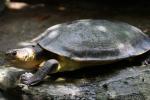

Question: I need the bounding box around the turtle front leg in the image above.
[20,59,59,85]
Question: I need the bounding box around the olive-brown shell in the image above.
[38,19,150,61]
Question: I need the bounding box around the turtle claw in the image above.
[20,72,34,80]
[20,72,42,86]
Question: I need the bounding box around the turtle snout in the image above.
[5,50,18,59]
[5,51,17,56]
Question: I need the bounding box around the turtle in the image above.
[5,19,150,85]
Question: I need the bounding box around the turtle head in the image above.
[5,46,42,69]
[5,47,35,62]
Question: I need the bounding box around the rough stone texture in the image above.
[0,62,150,100]
[0,1,150,100]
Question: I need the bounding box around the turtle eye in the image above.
[12,51,17,56]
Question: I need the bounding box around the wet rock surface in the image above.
[0,1,150,100]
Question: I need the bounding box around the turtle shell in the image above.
[38,19,150,61]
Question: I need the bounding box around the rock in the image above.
[0,62,150,100]
[0,67,24,90]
